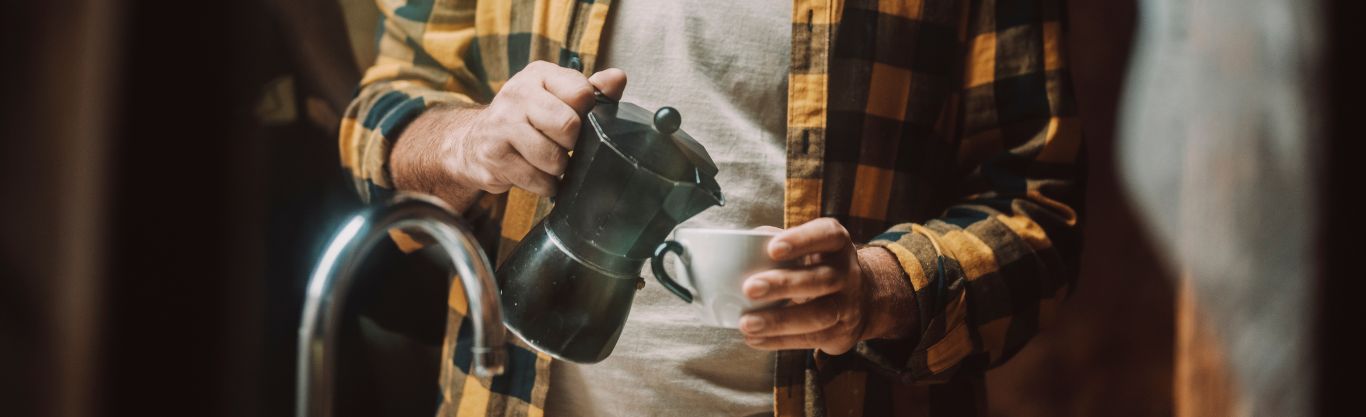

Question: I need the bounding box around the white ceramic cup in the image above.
[650,228,794,327]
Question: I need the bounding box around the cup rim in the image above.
[673,227,779,237]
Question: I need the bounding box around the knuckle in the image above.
[483,106,507,121]
[845,307,864,329]
[471,169,503,191]
[471,145,492,165]
[487,181,511,193]
[573,83,595,101]
[815,266,837,282]
[836,337,855,353]
[473,169,496,186]
[480,141,509,162]
[802,332,824,347]
[558,113,581,136]
[461,167,487,187]
[500,141,521,160]
[829,327,852,342]
[819,309,841,328]
[528,180,552,195]
[508,170,536,191]
[526,60,552,72]
[794,268,832,293]
[499,81,524,99]
[763,312,784,328]
[549,151,569,173]
[513,164,537,182]
[541,146,566,169]
[541,177,559,195]
[823,218,849,238]
[836,313,857,332]
[808,265,830,280]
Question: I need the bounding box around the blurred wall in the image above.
[2,1,364,416]
[1,1,120,417]
[1320,1,1366,416]
[1119,0,1324,414]
[985,1,1178,417]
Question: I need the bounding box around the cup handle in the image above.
[651,240,694,303]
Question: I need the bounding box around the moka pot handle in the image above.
[650,240,694,303]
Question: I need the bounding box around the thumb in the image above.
[588,68,628,100]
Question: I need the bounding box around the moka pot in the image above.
[495,94,724,363]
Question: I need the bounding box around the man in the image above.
[340,0,1082,415]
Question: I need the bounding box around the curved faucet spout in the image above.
[297,193,506,417]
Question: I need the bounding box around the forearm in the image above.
[338,0,482,203]
[357,62,625,212]
[858,246,919,342]
[389,104,487,212]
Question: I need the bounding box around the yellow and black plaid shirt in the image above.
[340,0,1083,415]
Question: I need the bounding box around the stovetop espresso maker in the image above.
[496,92,724,363]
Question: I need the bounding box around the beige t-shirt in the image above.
[543,1,790,416]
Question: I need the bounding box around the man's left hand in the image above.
[739,218,917,355]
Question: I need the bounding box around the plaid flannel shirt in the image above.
[339,0,1083,415]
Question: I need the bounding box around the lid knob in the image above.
[653,107,681,134]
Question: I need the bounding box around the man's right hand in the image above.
[390,60,628,211]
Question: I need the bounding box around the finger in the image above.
[753,225,782,233]
[743,325,856,355]
[494,151,558,196]
[588,68,628,101]
[522,88,582,150]
[535,62,596,114]
[737,296,840,337]
[769,218,850,261]
[742,265,844,303]
[506,122,570,176]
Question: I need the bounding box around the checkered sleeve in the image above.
[339,0,490,203]
[861,0,1083,384]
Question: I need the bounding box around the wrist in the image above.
[390,104,485,209]
[391,105,467,189]
[857,246,919,341]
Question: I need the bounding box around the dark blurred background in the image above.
[1,1,1361,417]
[2,1,369,416]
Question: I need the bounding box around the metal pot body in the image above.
[496,222,640,363]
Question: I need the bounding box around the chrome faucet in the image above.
[296,193,506,417]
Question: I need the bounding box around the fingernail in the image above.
[744,279,769,299]
[740,315,765,333]
[745,337,765,347]
[771,241,792,258]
